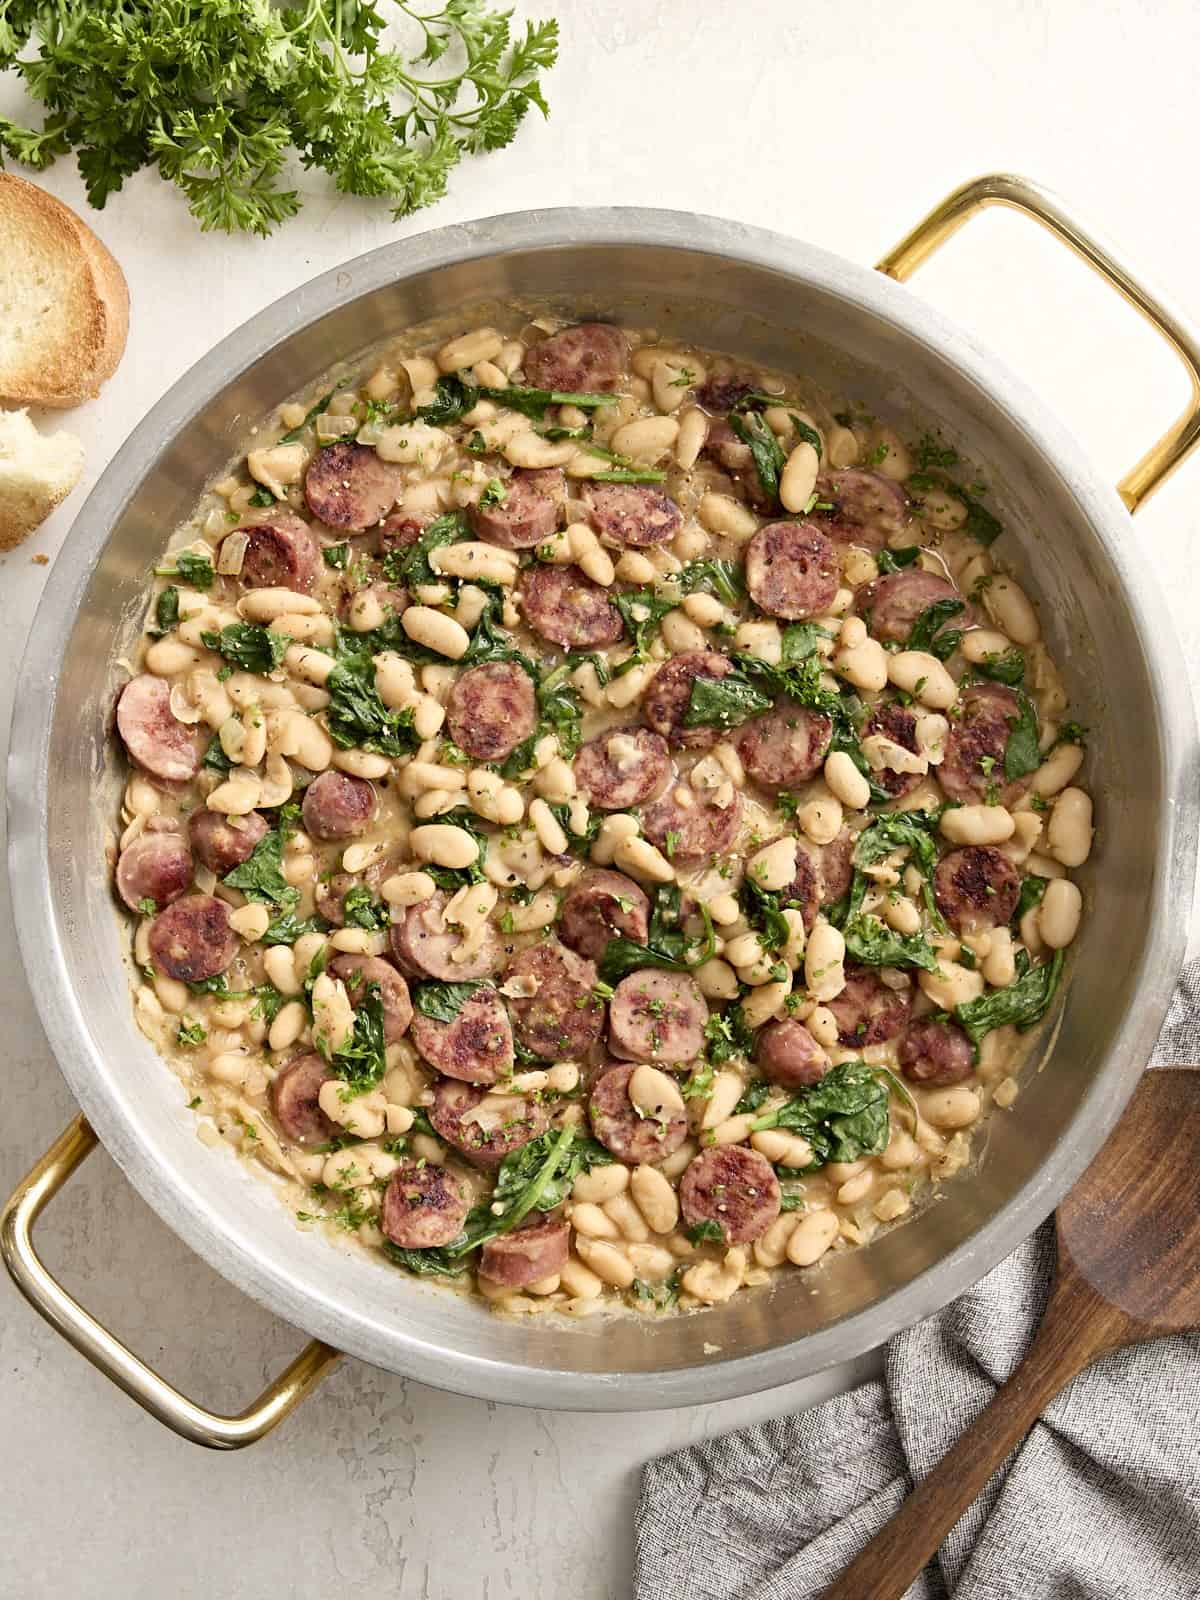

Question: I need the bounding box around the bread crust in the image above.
[0,173,129,408]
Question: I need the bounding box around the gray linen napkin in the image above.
[635,1000,1200,1600]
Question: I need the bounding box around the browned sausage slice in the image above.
[735,702,833,791]
[409,985,513,1084]
[693,377,754,414]
[504,941,605,1059]
[863,702,924,798]
[857,569,964,644]
[899,1019,975,1085]
[827,964,913,1047]
[301,771,376,841]
[559,870,650,961]
[815,828,855,905]
[470,468,563,549]
[188,809,269,875]
[933,846,1021,933]
[755,1019,830,1089]
[745,522,840,620]
[428,1078,549,1170]
[523,323,629,392]
[582,483,682,547]
[479,1218,570,1286]
[446,661,537,762]
[574,727,671,810]
[815,469,910,547]
[778,843,821,930]
[588,1061,689,1165]
[116,831,194,912]
[391,891,500,982]
[271,1053,337,1146]
[520,562,624,649]
[116,674,202,785]
[376,512,428,556]
[940,683,1028,807]
[230,513,321,592]
[642,651,736,750]
[679,1147,781,1244]
[640,780,741,863]
[381,1162,469,1249]
[304,442,403,532]
[148,893,238,982]
[329,954,414,1042]
[609,970,707,1063]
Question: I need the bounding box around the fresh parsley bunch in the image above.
[0,1,559,236]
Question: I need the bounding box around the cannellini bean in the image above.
[735,619,782,664]
[603,1192,651,1243]
[834,636,888,693]
[785,1208,839,1267]
[1039,878,1082,948]
[660,609,706,653]
[826,425,858,468]
[940,805,1015,846]
[675,407,708,469]
[311,975,355,1057]
[503,889,558,933]
[402,606,470,660]
[779,440,820,513]
[824,751,870,810]
[781,908,807,971]
[614,834,675,884]
[961,627,1012,663]
[572,1163,630,1204]
[985,576,1039,644]
[467,768,524,826]
[375,420,449,469]
[333,747,392,780]
[229,902,270,942]
[681,591,724,628]
[504,430,577,469]
[751,1129,814,1169]
[839,615,867,648]
[919,960,984,1011]
[410,824,480,870]
[887,651,958,709]
[527,797,568,856]
[747,836,797,893]
[437,327,502,371]
[591,812,639,866]
[239,587,321,623]
[1047,787,1093,867]
[571,1202,621,1240]
[629,1065,685,1119]
[982,925,1017,987]
[206,768,262,815]
[693,957,740,1000]
[1033,742,1085,799]
[431,541,520,586]
[874,1188,912,1223]
[799,796,843,846]
[701,1070,745,1131]
[268,1000,308,1052]
[682,1248,746,1304]
[611,415,679,464]
[698,491,758,542]
[754,1213,801,1268]
[922,1086,982,1130]
[808,1005,838,1048]
[380,871,437,908]
[805,921,846,1003]
[630,1166,679,1234]
[574,1237,635,1289]
[285,643,335,687]
[884,898,921,937]
[740,975,791,1029]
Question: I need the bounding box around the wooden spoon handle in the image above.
[820,1279,1121,1600]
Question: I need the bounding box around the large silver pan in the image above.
[5,175,1199,1447]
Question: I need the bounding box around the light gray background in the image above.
[3,2,1199,1595]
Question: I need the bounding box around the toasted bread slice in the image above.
[0,173,129,408]
[0,407,84,549]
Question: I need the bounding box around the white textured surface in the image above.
[3,2,1200,1595]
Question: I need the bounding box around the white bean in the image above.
[610,415,679,464]
[940,805,1015,846]
[985,576,1039,644]
[919,960,984,1010]
[1032,742,1085,799]
[786,1209,839,1267]
[698,492,757,542]
[630,1166,679,1234]
[410,824,480,870]
[834,636,888,693]
[824,751,870,810]
[614,834,675,884]
[574,1237,634,1288]
[805,921,846,1002]
[402,607,469,660]
[1039,878,1082,948]
[1047,788,1093,867]
[747,837,797,893]
[799,796,843,847]
[922,1086,981,1130]
[779,440,820,513]
[887,651,958,709]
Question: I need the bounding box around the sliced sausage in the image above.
[188,808,269,876]
[693,377,754,414]
[315,871,355,926]
[520,563,623,649]
[115,831,194,912]
[815,828,855,905]
[446,661,537,762]
[735,702,833,791]
[778,843,821,930]
[116,674,202,785]
[679,1146,781,1244]
[940,683,1028,807]
[642,651,736,750]
[271,1053,337,1146]
[428,1078,549,1170]
[470,468,563,549]
[301,771,376,841]
[933,846,1021,933]
[857,568,964,645]
[701,413,755,475]
[745,522,840,621]
[409,984,513,1084]
[574,727,671,810]
[899,1019,975,1086]
[231,513,321,592]
[863,702,924,799]
[755,1019,830,1089]
[608,970,707,1063]
[504,941,605,1059]
[559,870,650,961]
[479,1217,570,1286]
[391,891,501,982]
[826,963,912,1047]
[815,469,910,548]
[641,779,741,863]
[328,954,414,1042]
[588,1061,689,1165]
[304,442,402,532]
[523,323,628,392]
[148,893,238,983]
[376,512,428,556]
[381,1162,469,1249]
[582,483,682,548]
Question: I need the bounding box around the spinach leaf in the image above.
[1053,721,1088,749]
[592,468,667,485]
[1014,874,1049,926]
[850,808,946,931]
[842,912,939,972]
[548,802,602,857]
[323,542,350,569]
[380,511,470,590]
[1003,692,1041,782]
[682,670,773,731]
[262,911,321,946]
[728,408,786,504]
[598,892,716,985]
[248,486,276,508]
[686,1220,725,1245]
[202,735,233,774]
[738,875,791,955]
[875,547,921,574]
[416,373,478,425]
[155,585,180,633]
[155,550,215,589]
[781,622,830,663]
[458,586,528,669]
[280,390,334,443]
[223,830,296,908]
[478,478,506,509]
[678,558,746,609]
[342,886,388,930]
[326,650,420,758]
[382,1244,470,1278]
[962,496,1003,546]
[201,623,291,674]
[413,981,489,1023]
[734,1079,771,1116]
[908,597,965,659]
[331,982,388,1093]
[790,415,823,457]
[630,1270,683,1311]
[478,384,618,420]
[750,1061,892,1168]
[500,659,585,775]
[611,587,676,669]
[955,949,1065,1046]
[975,648,1026,686]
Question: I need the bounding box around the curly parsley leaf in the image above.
[342,885,389,931]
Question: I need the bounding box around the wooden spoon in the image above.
[822,1067,1200,1600]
